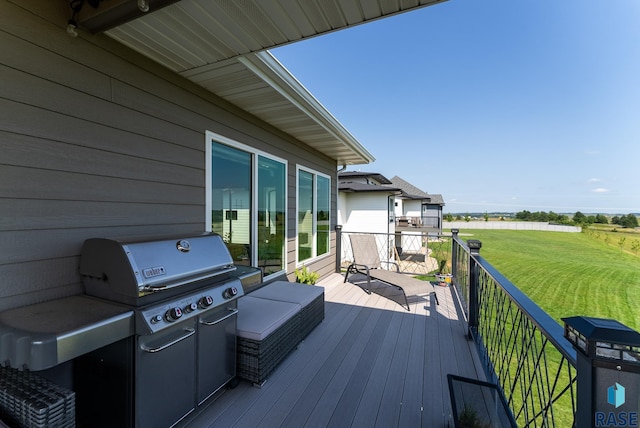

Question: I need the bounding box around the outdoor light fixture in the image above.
[563,316,640,364]
[65,0,179,34]
[467,239,482,251]
[66,0,83,37]
[66,20,78,37]
[562,316,640,428]
[137,0,150,12]
[78,0,179,33]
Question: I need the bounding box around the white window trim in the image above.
[205,130,288,271]
[296,165,331,266]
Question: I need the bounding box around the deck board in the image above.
[182,274,485,428]
[327,309,393,426]
[349,308,405,428]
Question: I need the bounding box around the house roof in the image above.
[338,171,393,185]
[338,182,401,194]
[338,171,399,193]
[75,0,446,166]
[389,176,445,205]
[389,176,429,198]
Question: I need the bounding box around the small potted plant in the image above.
[295,265,319,285]
[436,259,452,286]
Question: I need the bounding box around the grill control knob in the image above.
[165,307,183,322]
[223,287,238,299]
[199,295,214,308]
[185,302,198,313]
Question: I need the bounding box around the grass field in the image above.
[586,223,640,255]
[457,229,640,331]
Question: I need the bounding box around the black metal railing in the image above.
[395,215,441,230]
[451,231,577,427]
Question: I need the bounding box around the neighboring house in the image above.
[2,1,458,316]
[337,171,401,235]
[389,176,445,232]
[337,171,445,267]
[337,171,400,269]
[338,172,445,234]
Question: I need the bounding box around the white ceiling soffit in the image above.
[103,0,447,165]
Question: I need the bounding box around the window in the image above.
[297,167,330,263]
[206,132,286,276]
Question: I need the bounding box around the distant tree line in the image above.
[571,211,609,225]
[444,211,638,228]
[513,210,638,228]
[515,210,573,224]
[611,214,639,228]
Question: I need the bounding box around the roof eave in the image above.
[240,52,375,165]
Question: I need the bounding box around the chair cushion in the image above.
[236,296,300,341]
[250,281,324,308]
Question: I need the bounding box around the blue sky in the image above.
[272,0,640,214]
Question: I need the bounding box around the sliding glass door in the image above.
[208,133,286,276]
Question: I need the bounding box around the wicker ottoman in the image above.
[249,281,325,341]
[236,296,300,385]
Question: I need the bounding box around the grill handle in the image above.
[139,328,195,353]
[200,308,238,326]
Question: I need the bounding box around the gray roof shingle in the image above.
[389,176,445,205]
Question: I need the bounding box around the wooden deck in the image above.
[182,273,486,428]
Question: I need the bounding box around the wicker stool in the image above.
[236,296,300,385]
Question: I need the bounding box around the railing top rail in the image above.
[341,230,451,237]
[472,253,577,365]
[452,234,468,249]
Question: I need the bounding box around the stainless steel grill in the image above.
[80,232,237,306]
[77,232,262,428]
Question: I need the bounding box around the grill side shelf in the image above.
[0,296,134,370]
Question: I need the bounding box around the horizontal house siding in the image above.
[341,193,394,234]
[0,2,338,311]
[403,200,422,217]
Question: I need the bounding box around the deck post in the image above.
[335,225,343,273]
[450,229,459,280]
[563,316,640,428]
[467,239,482,339]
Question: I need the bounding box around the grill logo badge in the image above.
[177,239,191,252]
[142,266,166,278]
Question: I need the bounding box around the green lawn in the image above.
[458,229,640,331]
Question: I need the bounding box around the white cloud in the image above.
[587,178,601,183]
[592,188,609,193]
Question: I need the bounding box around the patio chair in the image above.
[344,234,439,311]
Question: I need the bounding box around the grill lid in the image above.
[80,232,236,301]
